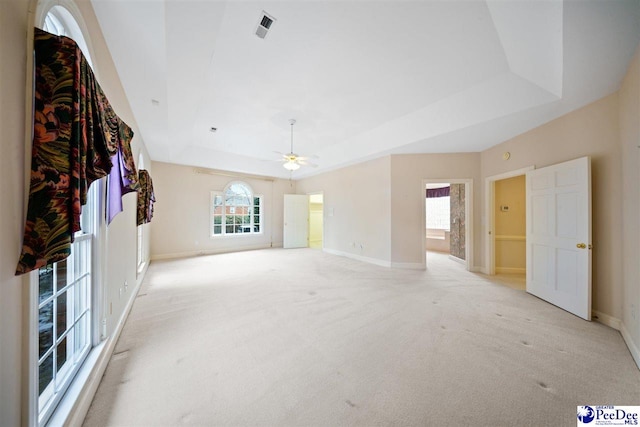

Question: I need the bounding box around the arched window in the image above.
[211,182,263,236]
[31,4,98,425]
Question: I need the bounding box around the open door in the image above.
[283,194,309,249]
[526,157,592,320]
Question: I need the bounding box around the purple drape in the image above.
[426,187,450,198]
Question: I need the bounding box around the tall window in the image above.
[37,229,92,423]
[34,5,97,425]
[136,154,146,273]
[426,187,451,231]
[211,182,262,236]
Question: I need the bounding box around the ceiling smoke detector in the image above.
[255,12,275,39]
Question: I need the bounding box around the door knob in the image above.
[576,243,586,249]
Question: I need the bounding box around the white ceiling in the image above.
[90,0,640,179]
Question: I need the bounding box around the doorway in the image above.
[485,167,533,277]
[309,193,323,249]
[493,175,526,290]
[423,179,473,270]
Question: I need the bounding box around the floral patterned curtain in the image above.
[16,28,138,275]
[136,169,156,226]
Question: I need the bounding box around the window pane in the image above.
[234,216,242,225]
[254,224,260,233]
[56,337,68,373]
[225,184,251,206]
[225,215,233,226]
[56,291,68,339]
[254,215,260,224]
[74,312,88,357]
[74,278,86,319]
[39,301,54,358]
[213,195,222,206]
[39,265,54,304]
[213,216,222,225]
[213,225,222,235]
[56,260,68,291]
[426,196,451,230]
[225,225,234,234]
[213,206,223,215]
[39,353,54,395]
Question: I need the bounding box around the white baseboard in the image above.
[496,267,526,274]
[592,310,622,330]
[620,322,640,370]
[151,244,276,261]
[323,248,391,268]
[448,255,466,265]
[53,273,144,427]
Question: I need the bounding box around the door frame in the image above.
[307,191,324,249]
[421,178,474,270]
[484,166,534,275]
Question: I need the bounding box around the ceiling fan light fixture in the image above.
[283,160,300,171]
[282,118,302,172]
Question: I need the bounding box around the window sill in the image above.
[210,233,264,239]
[45,340,108,427]
[136,261,146,275]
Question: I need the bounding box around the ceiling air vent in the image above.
[255,12,275,39]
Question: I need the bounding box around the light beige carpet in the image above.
[84,249,640,427]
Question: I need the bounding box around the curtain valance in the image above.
[136,169,156,226]
[16,28,138,275]
[426,187,450,198]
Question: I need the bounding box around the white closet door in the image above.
[283,195,309,249]
[526,157,592,320]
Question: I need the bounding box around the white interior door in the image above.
[526,156,592,320]
[283,194,309,249]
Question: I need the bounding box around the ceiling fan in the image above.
[276,119,317,171]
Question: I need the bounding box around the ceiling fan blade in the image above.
[298,160,318,168]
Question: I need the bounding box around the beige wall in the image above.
[150,161,293,259]
[619,44,640,365]
[426,231,450,252]
[481,93,622,320]
[494,175,526,273]
[0,1,30,424]
[296,156,392,264]
[390,154,481,267]
[0,0,151,424]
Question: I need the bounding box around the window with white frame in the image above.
[211,182,262,236]
[136,153,146,273]
[34,5,98,425]
[426,193,451,231]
